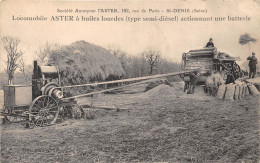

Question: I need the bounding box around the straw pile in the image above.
[139,84,175,98]
[48,40,125,95]
[145,78,171,92]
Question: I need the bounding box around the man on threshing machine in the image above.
[206,38,214,48]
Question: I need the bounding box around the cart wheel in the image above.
[29,95,59,127]
[3,107,25,123]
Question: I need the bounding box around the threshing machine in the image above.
[180,47,245,85]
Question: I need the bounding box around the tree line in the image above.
[1,33,256,85]
[0,36,182,85]
[107,47,181,78]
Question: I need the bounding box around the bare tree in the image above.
[157,57,180,74]
[107,46,121,57]
[17,56,31,82]
[142,49,160,74]
[1,36,23,85]
[139,53,148,76]
[18,56,25,74]
[239,33,257,54]
[35,42,60,65]
[108,46,179,78]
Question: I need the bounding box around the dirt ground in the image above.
[0,82,259,163]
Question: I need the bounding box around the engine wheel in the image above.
[29,95,59,126]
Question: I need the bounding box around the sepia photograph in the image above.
[0,0,259,162]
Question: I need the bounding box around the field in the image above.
[0,82,259,163]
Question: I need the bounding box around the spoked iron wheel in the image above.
[3,107,26,123]
[29,95,59,127]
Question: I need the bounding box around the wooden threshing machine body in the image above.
[181,47,243,84]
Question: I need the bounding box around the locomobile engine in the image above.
[32,61,63,99]
[2,61,64,126]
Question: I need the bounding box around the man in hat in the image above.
[206,38,214,47]
[247,52,257,78]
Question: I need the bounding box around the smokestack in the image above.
[33,60,38,79]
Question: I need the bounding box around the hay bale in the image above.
[226,84,236,101]
[242,84,247,98]
[239,84,244,100]
[217,84,226,100]
[47,40,125,95]
[248,84,260,95]
[245,77,260,91]
[245,84,250,96]
[235,81,244,100]
[234,84,240,100]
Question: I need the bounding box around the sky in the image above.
[0,0,260,72]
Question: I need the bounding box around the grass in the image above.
[1,83,259,162]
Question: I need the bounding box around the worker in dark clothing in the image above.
[225,71,235,84]
[187,71,198,94]
[206,38,214,47]
[247,52,258,78]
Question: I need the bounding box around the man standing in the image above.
[187,71,198,94]
[247,52,257,78]
[206,38,214,47]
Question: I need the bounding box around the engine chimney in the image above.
[33,60,38,79]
